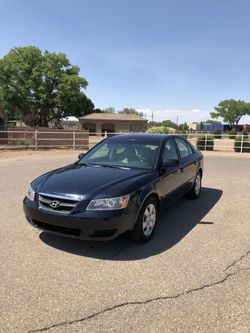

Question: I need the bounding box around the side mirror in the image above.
[161,159,179,168]
[78,153,85,160]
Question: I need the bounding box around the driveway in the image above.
[0,152,249,332]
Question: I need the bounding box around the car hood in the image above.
[35,163,149,199]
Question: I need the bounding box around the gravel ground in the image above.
[0,152,249,333]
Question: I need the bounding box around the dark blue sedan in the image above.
[23,134,203,242]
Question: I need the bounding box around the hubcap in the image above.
[195,174,201,195]
[142,203,156,237]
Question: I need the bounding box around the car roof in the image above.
[107,133,176,143]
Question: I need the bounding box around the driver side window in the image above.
[162,139,178,161]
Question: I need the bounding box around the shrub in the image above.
[146,126,173,134]
[242,130,249,138]
[228,129,237,139]
[196,135,214,151]
[234,135,250,153]
[16,140,32,146]
[175,131,188,139]
[212,130,222,139]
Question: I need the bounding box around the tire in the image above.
[188,171,202,199]
[132,197,158,242]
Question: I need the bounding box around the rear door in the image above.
[174,137,197,189]
[156,138,182,198]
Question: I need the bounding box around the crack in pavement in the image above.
[224,250,250,272]
[28,251,250,333]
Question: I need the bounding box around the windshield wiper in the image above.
[78,163,130,169]
[98,164,131,169]
[78,162,89,166]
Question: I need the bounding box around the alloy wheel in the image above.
[195,173,201,196]
[142,203,156,237]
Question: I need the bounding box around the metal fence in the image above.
[184,133,250,153]
[0,130,249,153]
[0,129,89,150]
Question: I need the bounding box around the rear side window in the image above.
[162,139,179,160]
[187,142,194,155]
[174,138,191,159]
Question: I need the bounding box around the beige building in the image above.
[188,122,199,131]
[79,113,147,134]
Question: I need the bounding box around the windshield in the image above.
[79,139,160,170]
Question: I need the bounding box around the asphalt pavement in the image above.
[0,152,249,333]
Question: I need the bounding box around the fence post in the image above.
[35,129,38,150]
[240,133,244,153]
[205,133,207,151]
[73,130,76,150]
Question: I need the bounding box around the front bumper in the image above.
[23,197,137,241]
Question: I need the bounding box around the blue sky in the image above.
[0,0,250,123]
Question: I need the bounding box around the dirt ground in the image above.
[0,149,84,160]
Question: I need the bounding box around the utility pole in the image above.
[151,111,154,124]
[176,116,179,127]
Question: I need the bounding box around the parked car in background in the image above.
[23,134,203,242]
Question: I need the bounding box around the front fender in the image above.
[132,184,160,226]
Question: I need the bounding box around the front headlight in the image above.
[86,195,130,211]
[27,186,35,201]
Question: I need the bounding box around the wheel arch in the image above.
[198,168,203,178]
[134,188,160,227]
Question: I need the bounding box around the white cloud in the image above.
[136,108,211,124]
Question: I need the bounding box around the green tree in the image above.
[205,119,222,124]
[199,121,205,131]
[0,103,4,126]
[118,108,144,117]
[178,122,189,131]
[93,108,103,113]
[148,121,162,127]
[211,99,250,128]
[146,126,172,134]
[102,107,116,113]
[0,46,95,127]
[162,119,178,129]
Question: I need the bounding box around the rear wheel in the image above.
[188,171,202,199]
[132,197,158,242]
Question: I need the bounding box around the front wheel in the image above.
[188,171,202,199]
[132,197,158,242]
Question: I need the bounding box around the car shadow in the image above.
[39,187,223,261]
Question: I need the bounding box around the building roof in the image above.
[79,113,147,122]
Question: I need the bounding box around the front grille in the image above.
[38,193,78,214]
[32,220,81,236]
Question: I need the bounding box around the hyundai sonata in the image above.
[23,134,203,242]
